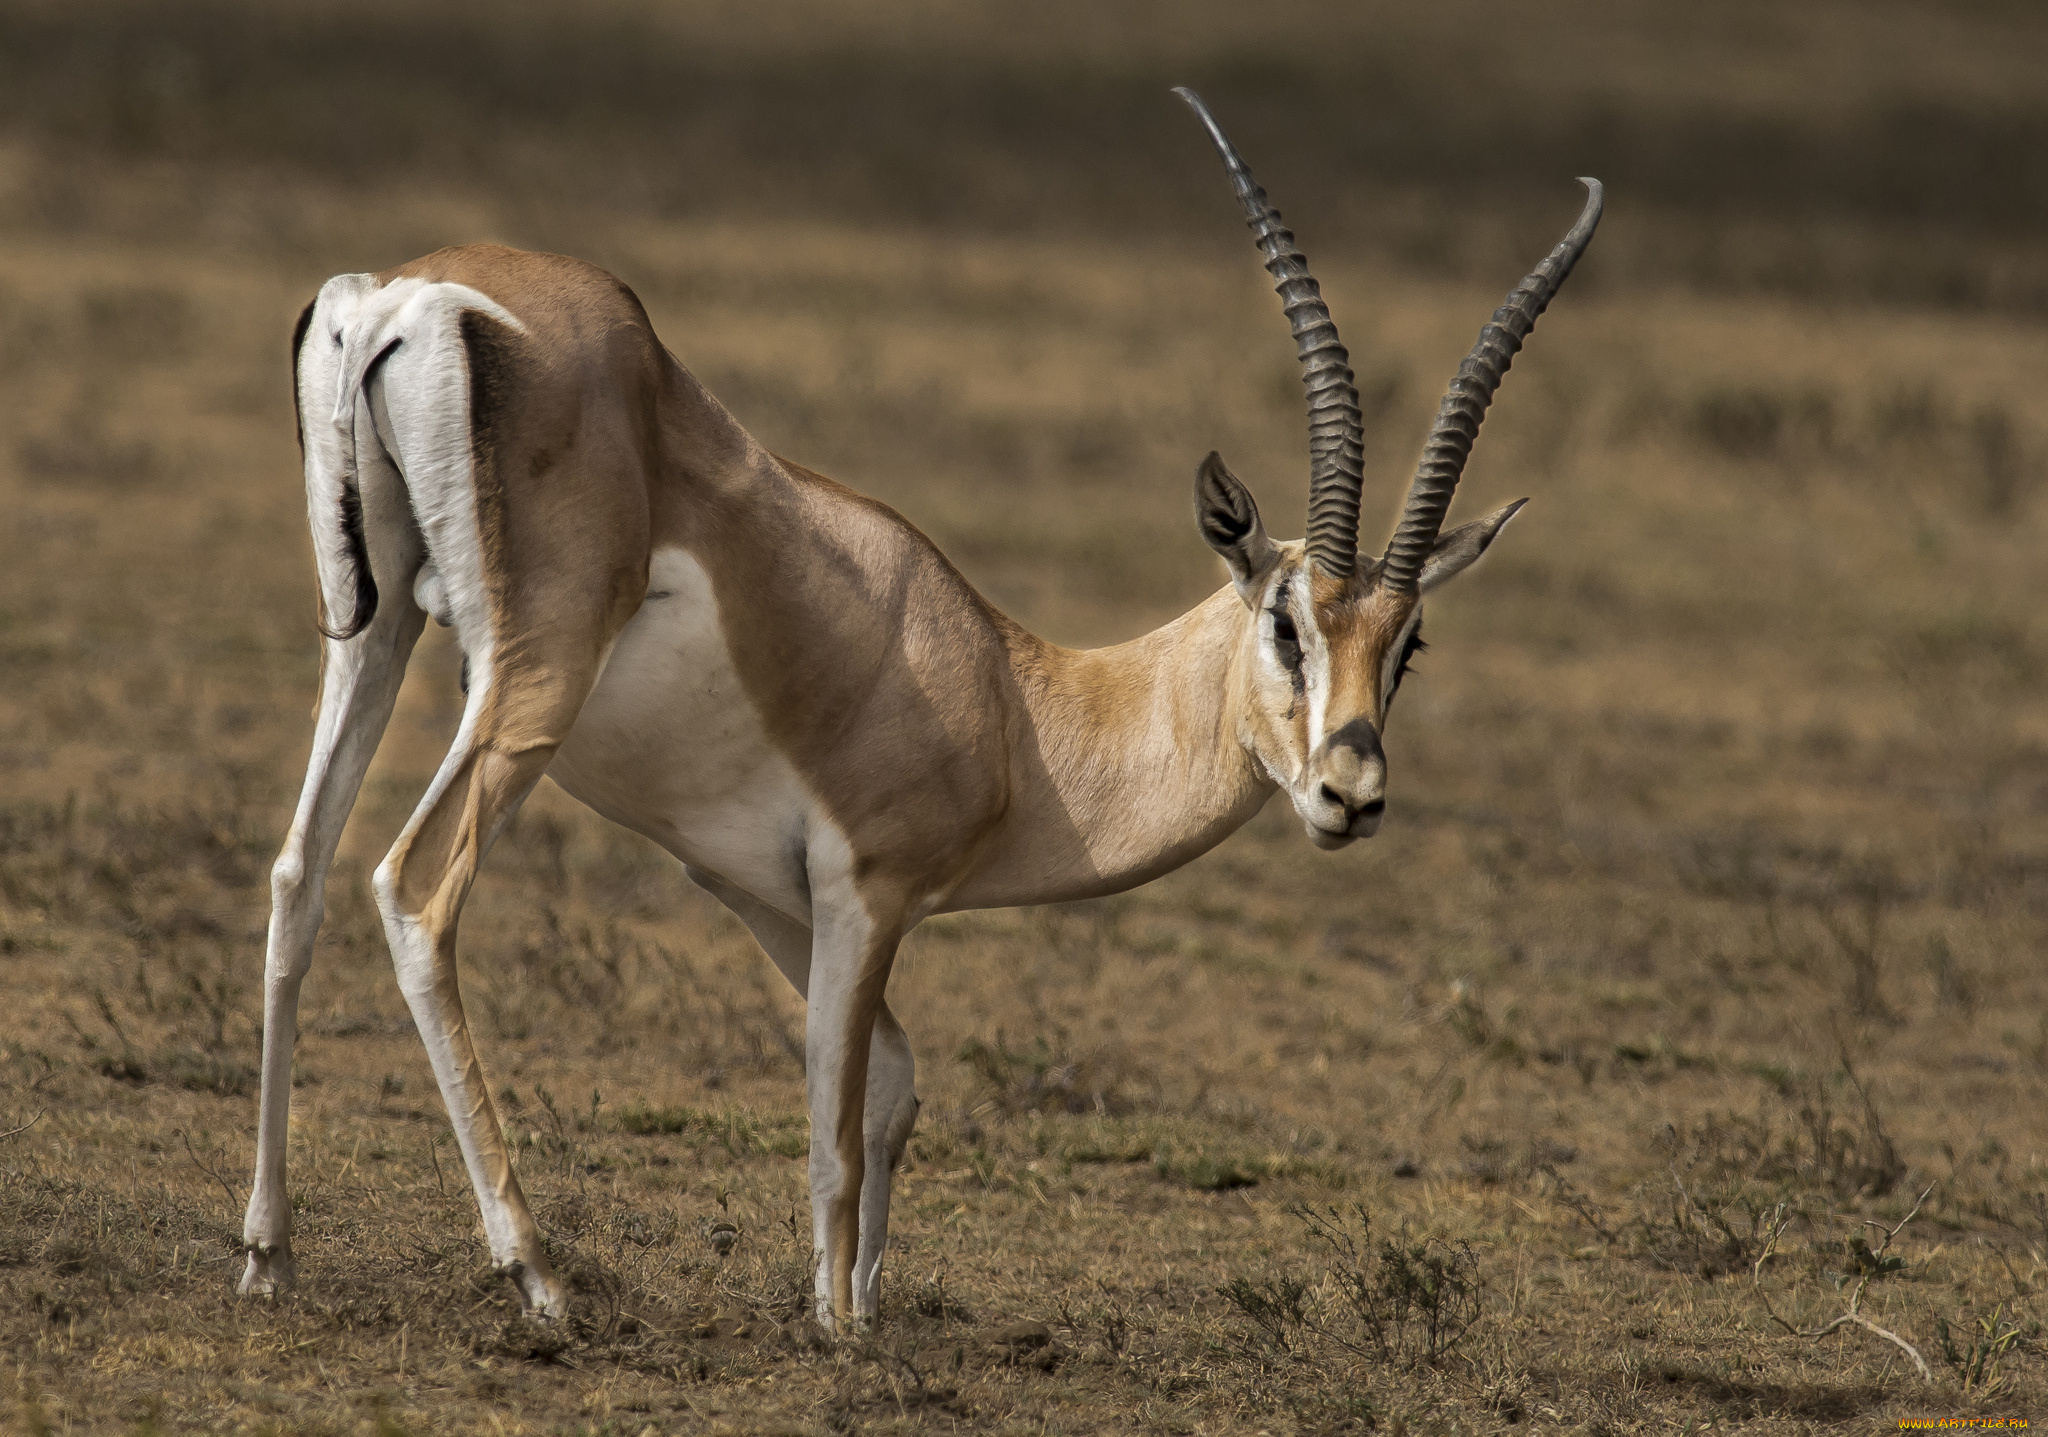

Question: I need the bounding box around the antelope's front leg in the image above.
[683,867,918,1327]
[803,899,900,1330]
[855,1006,919,1319]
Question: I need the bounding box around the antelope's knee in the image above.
[370,848,405,922]
[265,853,323,980]
[269,849,323,922]
[270,848,309,902]
[372,852,445,996]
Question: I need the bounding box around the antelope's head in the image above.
[1177,89,1602,850]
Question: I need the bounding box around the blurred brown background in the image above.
[2,3,2045,1432]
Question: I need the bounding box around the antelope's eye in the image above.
[1270,610,1302,668]
[1386,627,1427,710]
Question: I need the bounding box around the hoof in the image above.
[808,1304,875,1338]
[239,1245,296,1297]
[501,1259,567,1321]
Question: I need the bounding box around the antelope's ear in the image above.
[1418,499,1527,594]
[1195,451,1280,606]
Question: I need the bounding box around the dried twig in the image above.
[1798,1309,1932,1380]
[1753,1200,1791,1284]
[1666,1160,1749,1264]
[178,1129,242,1208]
[1977,1236,2036,1297]
[1670,1162,1713,1227]
[1541,1164,1619,1244]
[854,1336,939,1418]
[0,1109,46,1140]
[1753,1182,1934,1381]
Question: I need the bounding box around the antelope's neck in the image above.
[948,589,1275,909]
[646,356,1277,912]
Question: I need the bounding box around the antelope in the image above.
[239,89,1601,1329]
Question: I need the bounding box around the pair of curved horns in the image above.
[1174,87,1602,593]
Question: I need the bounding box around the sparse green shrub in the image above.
[0,794,268,927]
[68,945,260,1098]
[1223,1204,1482,1372]
[1751,1185,1940,1381]
[1300,1205,1482,1369]
[1552,1062,1909,1276]
[1222,1272,1314,1356]
[1937,1304,2031,1393]
[149,1047,257,1097]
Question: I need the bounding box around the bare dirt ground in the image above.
[2,2,2046,1432]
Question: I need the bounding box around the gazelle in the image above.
[239,89,1600,1329]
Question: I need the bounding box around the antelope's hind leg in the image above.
[369,564,636,1318]
[370,588,633,1317]
[241,603,425,1296]
[373,710,574,1315]
[242,296,427,1298]
[360,292,649,1320]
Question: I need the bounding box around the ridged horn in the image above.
[1380,178,1603,596]
[1176,87,1364,581]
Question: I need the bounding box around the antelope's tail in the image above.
[297,274,412,642]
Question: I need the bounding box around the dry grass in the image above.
[2,1,2047,1432]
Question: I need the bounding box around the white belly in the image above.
[549,547,818,923]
